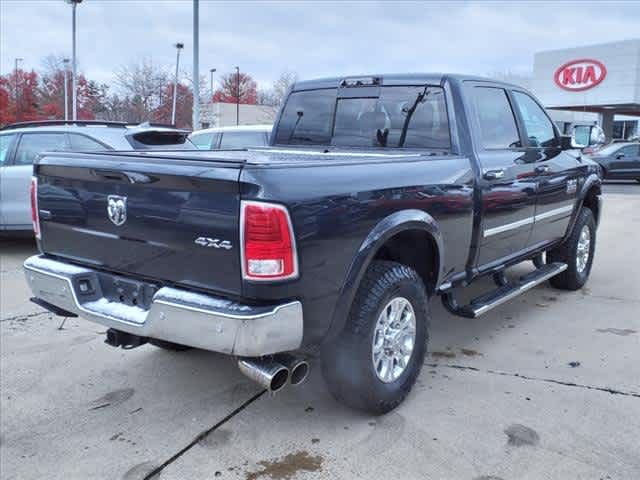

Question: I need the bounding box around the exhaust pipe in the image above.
[238,358,289,393]
[276,354,310,386]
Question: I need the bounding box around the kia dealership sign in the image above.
[554,58,607,92]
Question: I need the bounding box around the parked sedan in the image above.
[588,141,640,183]
[0,120,194,233]
[189,125,272,150]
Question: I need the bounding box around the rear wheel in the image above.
[547,208,596,290]
[321,261,429,414]
[148,339,192,351]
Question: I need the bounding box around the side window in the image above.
[473,87,521,149]
[512,91,557,148]
[219,131,268,149]
[68,134,109,151]
[14,133,69,166]
[619,145,639,157]
[0,133,17,166]
[190,132,214,150]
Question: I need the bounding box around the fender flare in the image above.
[324,209,444,342]
[563,173,602,242]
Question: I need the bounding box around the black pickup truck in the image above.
[25,74,603,414]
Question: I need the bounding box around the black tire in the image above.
[148,338,192,351]
[321,261,429,415]
[547,208,596,290]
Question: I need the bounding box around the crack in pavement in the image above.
[0,311,49,323]
[426,363,640,399]
[143,389,266,480]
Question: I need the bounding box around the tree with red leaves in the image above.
[153,82,193,129]
[39,58,108,121]
[1,69,41,124]
[212,71,257,105]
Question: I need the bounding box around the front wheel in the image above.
[547,208,596,290]
[321,261,429,414]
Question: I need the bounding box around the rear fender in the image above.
[324,209,443,342]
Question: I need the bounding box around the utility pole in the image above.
[65,0,83,121]
[235,66,240,126]
[172,43,184,126]
[63,58,70,120]
[192,0,200,130]
[14,58,23,122]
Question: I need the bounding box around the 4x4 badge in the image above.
[107,195,127,226]
[194,237,233,250]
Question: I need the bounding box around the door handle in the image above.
[483,169,505,180]
[535,165,551,174]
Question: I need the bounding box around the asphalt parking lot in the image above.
[1,183,639,480]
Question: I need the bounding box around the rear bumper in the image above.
[23,255,303,356]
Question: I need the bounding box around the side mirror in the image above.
[568,125,606,149]
[616,153,625,160]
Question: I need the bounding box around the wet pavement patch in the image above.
[89,388,135,410]
[245,451,323,480]
[504,424,540,447]
[431,351,456,359]
[596,328,637,336]
[460,348,483,357]
[198,428,233,449]
[122,461,160,480]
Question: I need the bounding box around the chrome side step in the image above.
[442,262,567,318]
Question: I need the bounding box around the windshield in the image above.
[274,86,450,150]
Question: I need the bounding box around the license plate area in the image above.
[97,273,158,310]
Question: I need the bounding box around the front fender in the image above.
[324,209,444,342]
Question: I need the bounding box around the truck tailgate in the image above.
[35,152,243,296]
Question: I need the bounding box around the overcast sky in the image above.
[1,0,639,92]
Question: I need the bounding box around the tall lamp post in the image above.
[63,58,70,120]
[209,68,216,101]
[65,0,83,121]
[235,66,240,126]
[171,43,184,126]
[192,0,200,130]
[14,58,23,122]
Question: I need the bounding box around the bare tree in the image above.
[258,70,298,107]
[114,58,169,120]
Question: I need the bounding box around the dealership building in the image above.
[532,39,640,140]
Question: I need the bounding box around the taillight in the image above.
[241,201,298,281]
[30,177,41,240]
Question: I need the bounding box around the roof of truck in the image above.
[292,73,523,91]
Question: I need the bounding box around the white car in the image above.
[189,125,272,150]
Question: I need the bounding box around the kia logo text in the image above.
[554,58,606,92]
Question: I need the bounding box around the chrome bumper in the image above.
[23,255,303,356]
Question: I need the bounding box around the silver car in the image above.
[0,120,193,233]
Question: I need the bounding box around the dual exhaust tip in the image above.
[238,354,309,392]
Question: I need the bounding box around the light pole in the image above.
[65,0,83,121]
[209,68,216,101]
[171,43,184,126]
[192,0,200,130]
[14,58,22,122]
[63,58,70,121]
[235,66,240,126]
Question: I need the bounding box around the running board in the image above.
[442,262,567,318]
